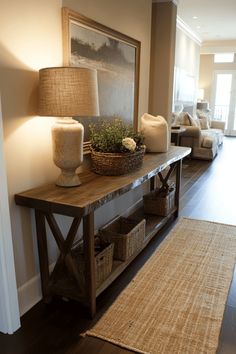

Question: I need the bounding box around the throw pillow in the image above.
[171,112,179,125]
[189,115,201,128]
[174,112,192,126]
[199,116,210,130]
[196,109,211,126]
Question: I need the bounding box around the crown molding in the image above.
[177,16,202,46]
[152,0,179,5]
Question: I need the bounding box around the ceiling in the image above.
[177,0,236,42]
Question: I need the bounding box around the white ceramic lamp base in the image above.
[51,117,84,187]
[56,168,82,187]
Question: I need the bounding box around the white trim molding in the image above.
[177,16,202,46]
[153,0,179,5]
[17,273,42,316]
[18,262,55,316]
[152,0,179,6]
[0,95,20,334]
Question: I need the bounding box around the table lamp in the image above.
[38,67,99,187]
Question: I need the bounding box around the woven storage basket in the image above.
[72,239,114,289]
[99,217,146,261]
[90,148,145,176]
[143,185,175,216]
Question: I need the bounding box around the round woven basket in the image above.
[90,148,145,176]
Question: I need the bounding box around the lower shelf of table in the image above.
[96,205,177,296]
[47,205,177,305]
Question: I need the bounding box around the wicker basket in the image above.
[90,148,145,176]
[143,185,175,216]
[99,217,146,261]
[72,239,114,289]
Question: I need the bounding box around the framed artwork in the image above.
[62,7,140,152]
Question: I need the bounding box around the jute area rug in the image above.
[87,218,236,354]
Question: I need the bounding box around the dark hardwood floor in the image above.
[1,137,236,354]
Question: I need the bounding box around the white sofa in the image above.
[172,110,225,160]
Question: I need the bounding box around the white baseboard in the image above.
[18,274,42,316]
[18,263,55,316]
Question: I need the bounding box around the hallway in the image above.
[181,136,236,226]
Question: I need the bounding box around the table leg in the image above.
[171,133,178,146]
[83,212,96,318]
[150,176,155,191]
[175,159,182,217]
[176,134,180,146]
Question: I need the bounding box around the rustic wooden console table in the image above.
[15,146,191,317]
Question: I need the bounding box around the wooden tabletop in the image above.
[15,146,191,217]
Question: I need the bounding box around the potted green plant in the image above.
[89,118,145,175]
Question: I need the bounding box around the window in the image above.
[213,73,232,123]
[214,53,234,63]
[212,71,236,136]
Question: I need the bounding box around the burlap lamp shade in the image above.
[38,67,99,187]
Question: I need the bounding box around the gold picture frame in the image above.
[62,7,140,153]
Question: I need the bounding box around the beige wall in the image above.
[173,27,200,109]
[175,28,200,76]
[0,0,152,314]
[201,40,236,54]
[199,54,236,104]
[149,1,177,124]
[0,0,63,307]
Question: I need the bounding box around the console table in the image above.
[15,146,191,317]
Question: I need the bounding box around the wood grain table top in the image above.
[15,146,191,217]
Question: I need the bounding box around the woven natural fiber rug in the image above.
[87,218,236,354]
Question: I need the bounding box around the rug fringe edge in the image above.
[182,216,236,228]
[86,331,149,354]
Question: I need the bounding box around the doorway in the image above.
[211,70,236,136]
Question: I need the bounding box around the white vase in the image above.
[51,117,84,187]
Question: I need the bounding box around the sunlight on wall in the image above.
[14,115,55,141]
[0,0,63,192]
[5,116,58,190]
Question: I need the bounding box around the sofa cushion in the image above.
[189,115,201,128]
[206,128,224,145]
[197,110,211,129]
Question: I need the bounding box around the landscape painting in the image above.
[62,8,140,149]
